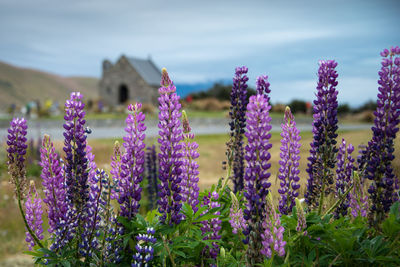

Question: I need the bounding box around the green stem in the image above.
[322,184,354,219]
[162,236,176,267]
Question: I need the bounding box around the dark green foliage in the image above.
[288,99,307,114]
[190,82,256,101]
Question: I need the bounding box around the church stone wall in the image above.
[99,56,159,107]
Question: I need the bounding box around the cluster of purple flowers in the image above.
[25,181,44,250]
[358,47,400,224]
[118,103,146,220]
[243,76,272,224]
[200,191,222,259]
[145,145,158,209]
[157,68,184,225]
[7,117,28,196]
[334,139,355,217]
[229,192,246,234]
[132,227,157,267]
[278,107,301,215]
[305,60,339,211]
[261,195,286,258]
[295,199,307,233]
[229,66,249,192]
[349,172,369,218]
[181,111,200,213]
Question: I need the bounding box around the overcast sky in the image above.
[1,0,399,105]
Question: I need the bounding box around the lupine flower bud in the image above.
[229,191,246,234]
[145,145,158,210]
[349,171,369,218]
[118,103,146,220]
[261,194,286,258]
[200,191,221,259]
[110,141,122,200]
[228,66,249,192]
[295,198,307,233]
[7,117,28,197]
[278,107,301,215]
[305,60,339,211]
[334,139,354,217]
[25,181,44,250]
[157,68,184,225]
[358,47,400,225]
[181,110,200,213]
[40,134,69,236]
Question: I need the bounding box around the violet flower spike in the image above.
[40,134,69,236]
[305,60,339,213]
[25,181,44,250]
[358,47,400,224]
[243,76,273,264]
[145,145,159,210]
[243,93,272,224]
[132,227,156,266]
[295,198,307,233]
[110,141,122,200]
[181,110,200,213]
[278,107,301,215]
[118,103,146,220]
[349,171,369,218]
[200,191,221,259]
[334,139,354,218]
[229,66,249,193]
[261,194,286,258]
[7,117,28,197]
[229,192,246,234]
[63,92,89,215]
[157,68,184,225]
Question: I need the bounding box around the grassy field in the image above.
[0,129,399,262]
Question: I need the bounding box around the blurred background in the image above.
[0,0,399,265]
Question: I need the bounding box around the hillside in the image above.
[0,61,99,109]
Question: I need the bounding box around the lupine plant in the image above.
[5,48,400,267]
[358,47,400,226]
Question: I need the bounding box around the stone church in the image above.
[99,55,161,106]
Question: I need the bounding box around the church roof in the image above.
[127,57,161,86]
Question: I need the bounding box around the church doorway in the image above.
[118,84,129,104]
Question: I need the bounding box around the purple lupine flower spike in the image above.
[200,191,221,259]
[349,171,369,218]
[118,103,146,220]
[145,145,158,210]
[40,134,69,236]
[229,192,246,234]
[132,227,157,266]
[157,68,184,225]
[110,141,122,200]
[334,139,354,217]
[243,76,273,264]
[295,199,307,233]
[181,110,200,213]
[63,92,89,214]
[261,194,286,258]
[7,117,28,197]
[243,89,272,223]
[229,66,249,193]
[255,75,271,101]
[358,47,400,224]
[278,107,301,215]
[25,181,44,250]
[305,60,339,212]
